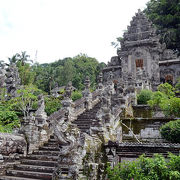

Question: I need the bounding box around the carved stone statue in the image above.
[35,94,46,117]
[64,81,73,99]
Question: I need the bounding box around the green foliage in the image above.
[0,102,20,133]
[8,51,35,85]
[107,154,180,180]
[137,89,153,104]
[145,0,180,54]
[71,91,82,101]
[17,62,35,85]
[45,96,62,116]
[148,91,166,108]
[11,85,42,118]
[157,83,175,98]
[33,54,106,93]
[148,83,180,117]
[175,77,180,93]
[160,119,180,143]
[160,97,180,117]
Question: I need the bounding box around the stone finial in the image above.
[84,76,90,89]
[64,81,73,99]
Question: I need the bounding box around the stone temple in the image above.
[0,10,180,180]
[103,9,180,92]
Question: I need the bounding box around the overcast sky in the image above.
[0,0,149,64]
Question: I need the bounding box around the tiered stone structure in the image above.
[103,10,180,95]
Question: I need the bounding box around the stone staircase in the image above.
[0,136,60,180]
[73,102,101,134]
[0,103,102,180]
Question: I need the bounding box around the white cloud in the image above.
[0,0,149,64]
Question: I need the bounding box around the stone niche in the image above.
[160,61,180,85]
[128,47,154,80]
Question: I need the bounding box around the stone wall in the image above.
[0,133,27,156]
[122,118,177,143]
[105,142,180,165]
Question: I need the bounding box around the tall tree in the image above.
[16,51,33,66]
[145,0,180,53]
[8,54,18,64]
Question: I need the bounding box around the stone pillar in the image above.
[83,76,92,110]
[35,94,51,149]
[97,72,104,90]
[5,63,21,99]
[61,81,75,122]
[21,112,39,154]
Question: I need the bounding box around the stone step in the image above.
[73,122,92,125]
[78,116,96,119]
[6,169,52,180]
[74,118,94,121]
[75,124,90,127]
[74,119,93,123]
[25,154,58,161]
[44,141,58,146]
[21,159,57,167]
[48,139,57,143]
[39,146,59,151]
[14,164,55,173]
[0,176,38,180]
[42,143,59,148]
[33,150,59,156]
[76,126,90,130]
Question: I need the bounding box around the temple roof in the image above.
[120,10,160,50]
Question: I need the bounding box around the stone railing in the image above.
[48,109,66,123]
[74,97,86,116]
[73,90,101,117]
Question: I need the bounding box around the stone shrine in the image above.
[103,10,180,92]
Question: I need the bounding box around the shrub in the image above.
[107,154,180,180]
[160,119,180,143]
[148,83,180,118]
[175,77,180,93]
[0,104,20,133]
[71,91,82,101]
[45,96,62,116]
[158,83,175,98]
[137,89,153,105]
[160,97,180,117]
